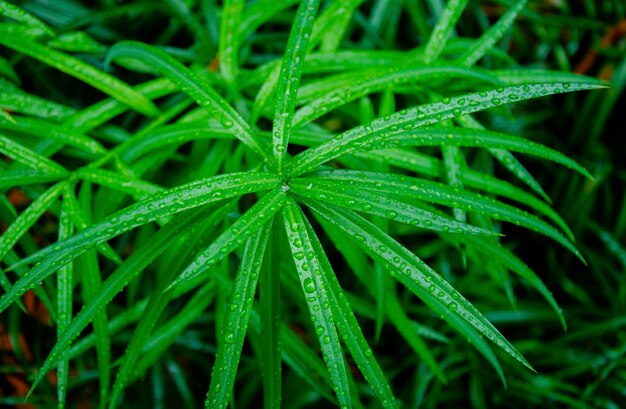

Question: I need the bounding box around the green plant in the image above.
[0,0,616,408]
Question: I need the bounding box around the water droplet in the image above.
[303,277,316,294]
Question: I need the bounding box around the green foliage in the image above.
[0,1,623,408]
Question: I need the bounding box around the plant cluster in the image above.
[0,0,624,408]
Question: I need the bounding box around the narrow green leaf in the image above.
[286,82,604,177]
[239,0,300,40]
[0,116,106,155]
[0,181,66,264]
[219,0,244,88]
[304,200,533,372]
[205,222,272,409]
[77,242,111,409]
[47,31,106,53]
[259,218,282,409]
[456,0,528,67]
[423,0,469,62]
[106,41,267,157]
[0,171,89,190]
[460,234,566,329]
[315,0,365,52]
[306,170,583,261]
[315,204,507,384]
[0,55,19,83]
[385,291,447,383]
[281,197,351,408]
[25,204,222,397]
[56,187,74,409]
[0,134,68,175]
[299,210,399,408]
[0,0,55,37]
[116,122,233,163]
[270,0,320,172]
[65,78,176,134]
[291,66,499,130]
[76,168,163,200]
[131,283,215,381]
[488,147,552,202]
[0,173,279,313]
[0,91,76,119]
[108,201,232,409]
[290,178,493,236]
[168,188,286,292]
[63,190,122,266]
[0,26,159,117]
[358,149,574,239]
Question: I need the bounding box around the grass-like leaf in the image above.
[290,178,493,236]
[0,0,55,37]
[0,26,158,117]
[0,173,279,312]
[270,0,320,172]
[25,203,223,397]
[105,41,267,158]
[422,0,469,63]
[166,188,286,292]
[304,199,533,371]
[304,170,583,261]
[281,197,351,408]
[286,82,604,177]
[205,222,271,409]
[456,0,528,67]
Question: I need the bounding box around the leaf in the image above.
[304,199,532,372]
[305,170,583,261]
[299,210,399,408]
[454,114,554,202]
[0,0,55,37]
[281,197,351,408]
[357,149,573,239]
[0,116,106,155]
[314,0,365,52]
[0,134,68,175]
[459,234,566,329]
[285,82,605,177]
[422,0,469,63]
[167,187,286,292]
[47,31,106,53]
[0,181,66,264]
[77,241,111,409]
[291,66,499,130]
[384,291,447,383]
[0,55,20,83]
[270,0,320,172]
[259,218,282,409]
[456,0,528,67]
[65,78,176,134]
[0,91,76,119]
[290,178,493,236]
[239,0,299,41]
[488,148,551,203]
[25,203,222,398]
[0,162,77,193]
[205,222,271,409]
[56,188,74,409]
[219,0,244,87]
[105,41,268,157]
[108,201,233,409]
[76,168,163,200]
[376,126,592,179]
[115,122,233,163]
[0,173,279,312]
[0,26,159,117]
